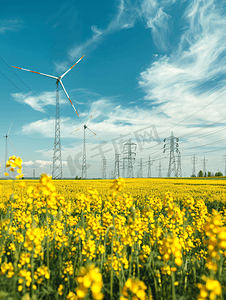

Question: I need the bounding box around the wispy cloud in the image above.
[35,160,52,168]
[0,19,23,34]
[68,26,103,60]
[139,0,176,50]
[138,0,226,130]
[22,117,77,138]
[59,0,177,70]
[23,161,34,166]
[11,91,67,112]
[67,0,139,61]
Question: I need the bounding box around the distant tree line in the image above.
[191,171,224,177]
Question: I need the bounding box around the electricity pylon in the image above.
[122,157,126,178]
[163,132,179,177]
[114,151,120,178]
[123,139,137,178]
[191,154,197,176]
[176,151,182,177]
[156,161,163,178]
[223,155,226,176]
[101,157,107,179]
[201,157,208,176]
[137,158,145,178]
[146,155,154,178]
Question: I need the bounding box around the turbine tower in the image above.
[71,110,100,179]
[3,122,16,174]
[12,55,84,179]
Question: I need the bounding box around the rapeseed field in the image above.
[0,156,226,300]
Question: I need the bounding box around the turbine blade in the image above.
[70,128,81,134]
[7,121,13,136]
[60,80,79,116]
[60,55,85,79]
[86,110,96,126]
[8,137,16,153]
[12,66,58,80]
[87,127,101,139]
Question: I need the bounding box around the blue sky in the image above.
[1,0,226,178]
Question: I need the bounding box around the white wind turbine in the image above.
[71,110,101,179]
[12,55,85,179]
[3,121,16,174]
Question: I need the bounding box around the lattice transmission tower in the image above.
[201,157,208,176]
[156,161,164,178]
[191,154,197,176]
[114,151,120,178]
[163,132,179,177]
[146,155,154,178]
[123,139,137,178]
[101,157,107,179]
[137,158,145,178]
[223,154,226,176]
[176,151,182,177]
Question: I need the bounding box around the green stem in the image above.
[110,228,114,300]
[171,270,176,300]
[31,250,34,299]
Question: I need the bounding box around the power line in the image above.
[0,68,52,119]
[179,125,226,146]
[179,137,226,151]
[179,116,226,140]
[142,84,194,128]
[1,56,54,117]
[158,89,226,138]
[182,146,226,157]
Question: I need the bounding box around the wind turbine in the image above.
[12,55,84,179]
[71,110,100,179]
[3,122,16,174]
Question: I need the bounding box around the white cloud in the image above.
[11,91,68,113]
[139,0,226,127]
[140,0,175,50]
[91,25,103,36]
[58,0,177,71]
[35,160,52,168]
[23,161,34,166]
[0,19,23,34]
[22,119,55,137]
[67,0,139,60]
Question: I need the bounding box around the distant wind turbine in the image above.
[3,121,16,173]
[71,110,101,179]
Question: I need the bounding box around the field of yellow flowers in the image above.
[1,156,226,300]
